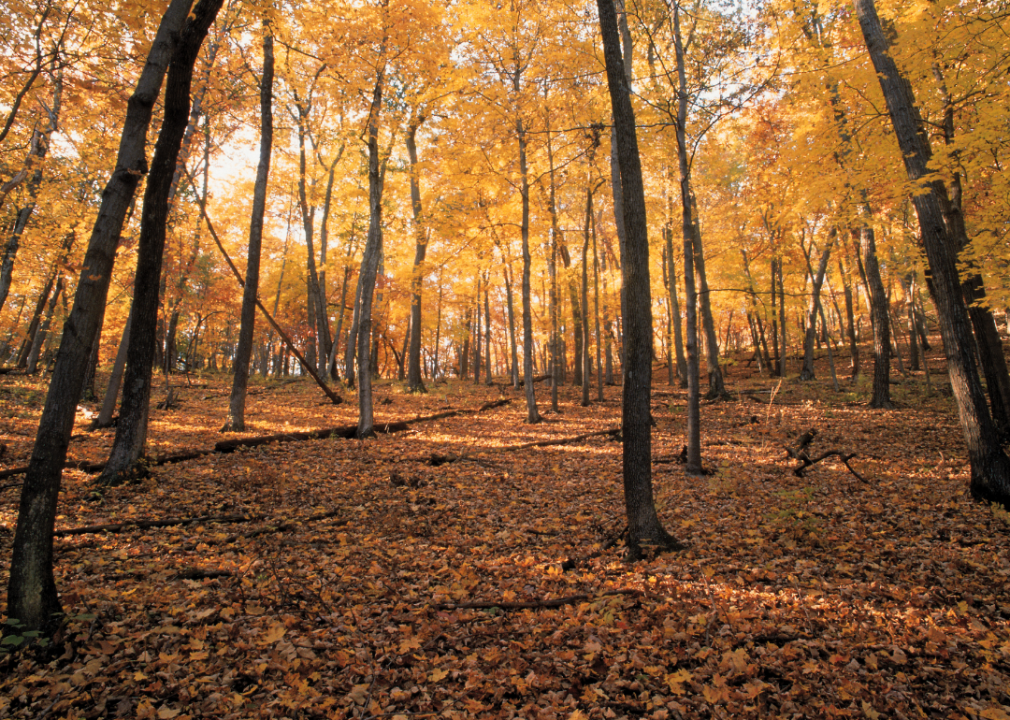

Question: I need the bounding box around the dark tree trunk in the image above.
[518,112,540,422]
[598,0,681,554]
[405,114,428,393]
[853,0,1010,501]
[6,0,207,634]
[861,225,892,407]
[100,0,226,483]
[355,59,387,438]
[504,263,519,388]
[839,257,860,380]
[222,21,273,432]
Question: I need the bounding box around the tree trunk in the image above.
[504,262,519,388]
[517,107,540,422]
[355,58,387,438]
[860,224,892,407]
[25,275,63,375]
[405,115,428,392]
[800,236,834,380]
[483,274,493,385]
[100,0,226,484]
[222,21,273,432]
[6,0,208,634]
[853,0,1010,500]
[598,0,681,554]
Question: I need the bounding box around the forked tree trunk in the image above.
[853,0,1010,501]
[6,0,209,633]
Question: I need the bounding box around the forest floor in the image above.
[2,346,1010,720]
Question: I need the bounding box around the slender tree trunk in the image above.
[222,22,273,432]
[473,276,482,385]
[839,257,860,380]
[592,204,604,401]
[598,0,680,553]
[517,109,540,422]
[853,0,1010,500]
[800,236,834,380]
[405,115,428,392]
[484,273,492,385]
[355,58,387,438]
[860,224,892,407]
[6,0,208,634]
[25,275,64,375]
[504,262,519,388]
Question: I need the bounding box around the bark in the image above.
[355,58,387,438]
[598,0,681,553]
[222,22,273,433]
[6,0,201,634]
[853,0,1010,501]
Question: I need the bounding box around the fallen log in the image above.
[0,449,211,482]
[504,427,621,451]
[54,512,267,537]
[214,410,459,453]
[0,411,463,482]
[477,398,511,412]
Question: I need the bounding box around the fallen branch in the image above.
[54,513,267,537]
[784,429,867,483]
[0,449,210,481]
[504,427,621,451]
[214,410,459,453]
[436,588,640,612]
[794,450,867,483]
[477,398,511,412]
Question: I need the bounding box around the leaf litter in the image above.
[1,358,1009,720]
